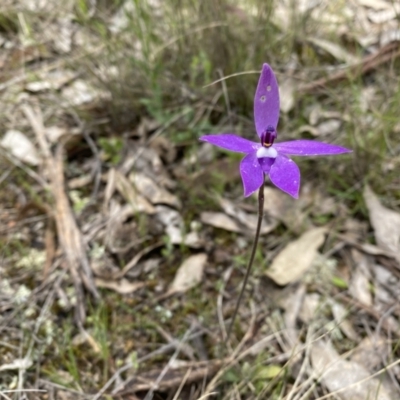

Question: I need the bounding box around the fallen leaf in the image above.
[308,37,359,64]
[266,227,326,285]
[105,201,140,253]
[200,211,241,233]
[349,249,372,306]
[168,254,207,294]
[299,293,321,323]
[114,169,155,214]
[45,16,74,53]
[1,130,40,165]
[263,187,305,232]
[357,0,392,10]
[308,104,322,125]
[363,185,400,260]
[316,119,341,136]
[45,126,68,143]
[330,300,359,341]
[156,205,202,248]
[373,265,400,331]
[95,278,146,294]
[367,5,400,24]
[311,340,392,400]
[130,172,181,208]
[380,29,400,47]
[218,197,277,235]
[62,80,109,106]
[283,284,306,348]
[279,78,295,113]
[25,70,76,93]
[155,205,182,242]
[350,336,388,372]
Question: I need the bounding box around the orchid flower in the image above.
[199,64,351,198]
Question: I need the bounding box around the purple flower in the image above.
[199,64,351,198]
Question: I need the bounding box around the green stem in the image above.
[226,180,265,342]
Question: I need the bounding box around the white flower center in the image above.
[256,146,277,159]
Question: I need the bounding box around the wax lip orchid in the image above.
[199,63,351,198]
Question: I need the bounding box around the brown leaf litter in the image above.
[266,227,327,286]
[2,0,400,398]
[22,103,100,323]
[363,185,400,262]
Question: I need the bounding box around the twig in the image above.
[21,103,100,324]
[93,330,206,399]
[217,266,234,342]
[143,327,194,400]
[299,41,400,94]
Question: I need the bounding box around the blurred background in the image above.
[1,0,400,399]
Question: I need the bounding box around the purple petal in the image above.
[258,157,275,173]
[254,63,280,138]
[269,155,300,199]
[274,140,352,156]
[200,134,258,153]
[240,152,264,197]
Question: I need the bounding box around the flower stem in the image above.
[226,179,265,342]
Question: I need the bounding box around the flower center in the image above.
[256,146,277,159]
[260,125,277,148]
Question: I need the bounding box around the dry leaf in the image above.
[279,78,295,113]
[25,70,76,93]
[349,249,372,306]
[45,126,68,143]
[283,284,306,348]
[316,119,341,136]
[156,205,183,244]
[62,80,108,106]
[156,205,202,248]
[363,185,400,260]
[168,254,207,294]
[218,197,277,235]
[130,172,181,208]
[105,201,138,253]
[380,29,400,46]
[266,227,326,285]
[299,293,321,323]
[373,265,400,331]
[357,0,392,9]
[350,336,388,372]
[367,5,400,24]
[263,187,305,232]
[95,278,146,294]
[200,211,241,233]
[330,300,359,341]
[1,130,40,165]
[308,37,359,64]
[114,169,155,214]
[311,340,392,400]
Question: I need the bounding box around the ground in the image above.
[1,0,400,399]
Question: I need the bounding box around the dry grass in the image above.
[1,0,400,399]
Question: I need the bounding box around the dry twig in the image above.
[22,103,100,323]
